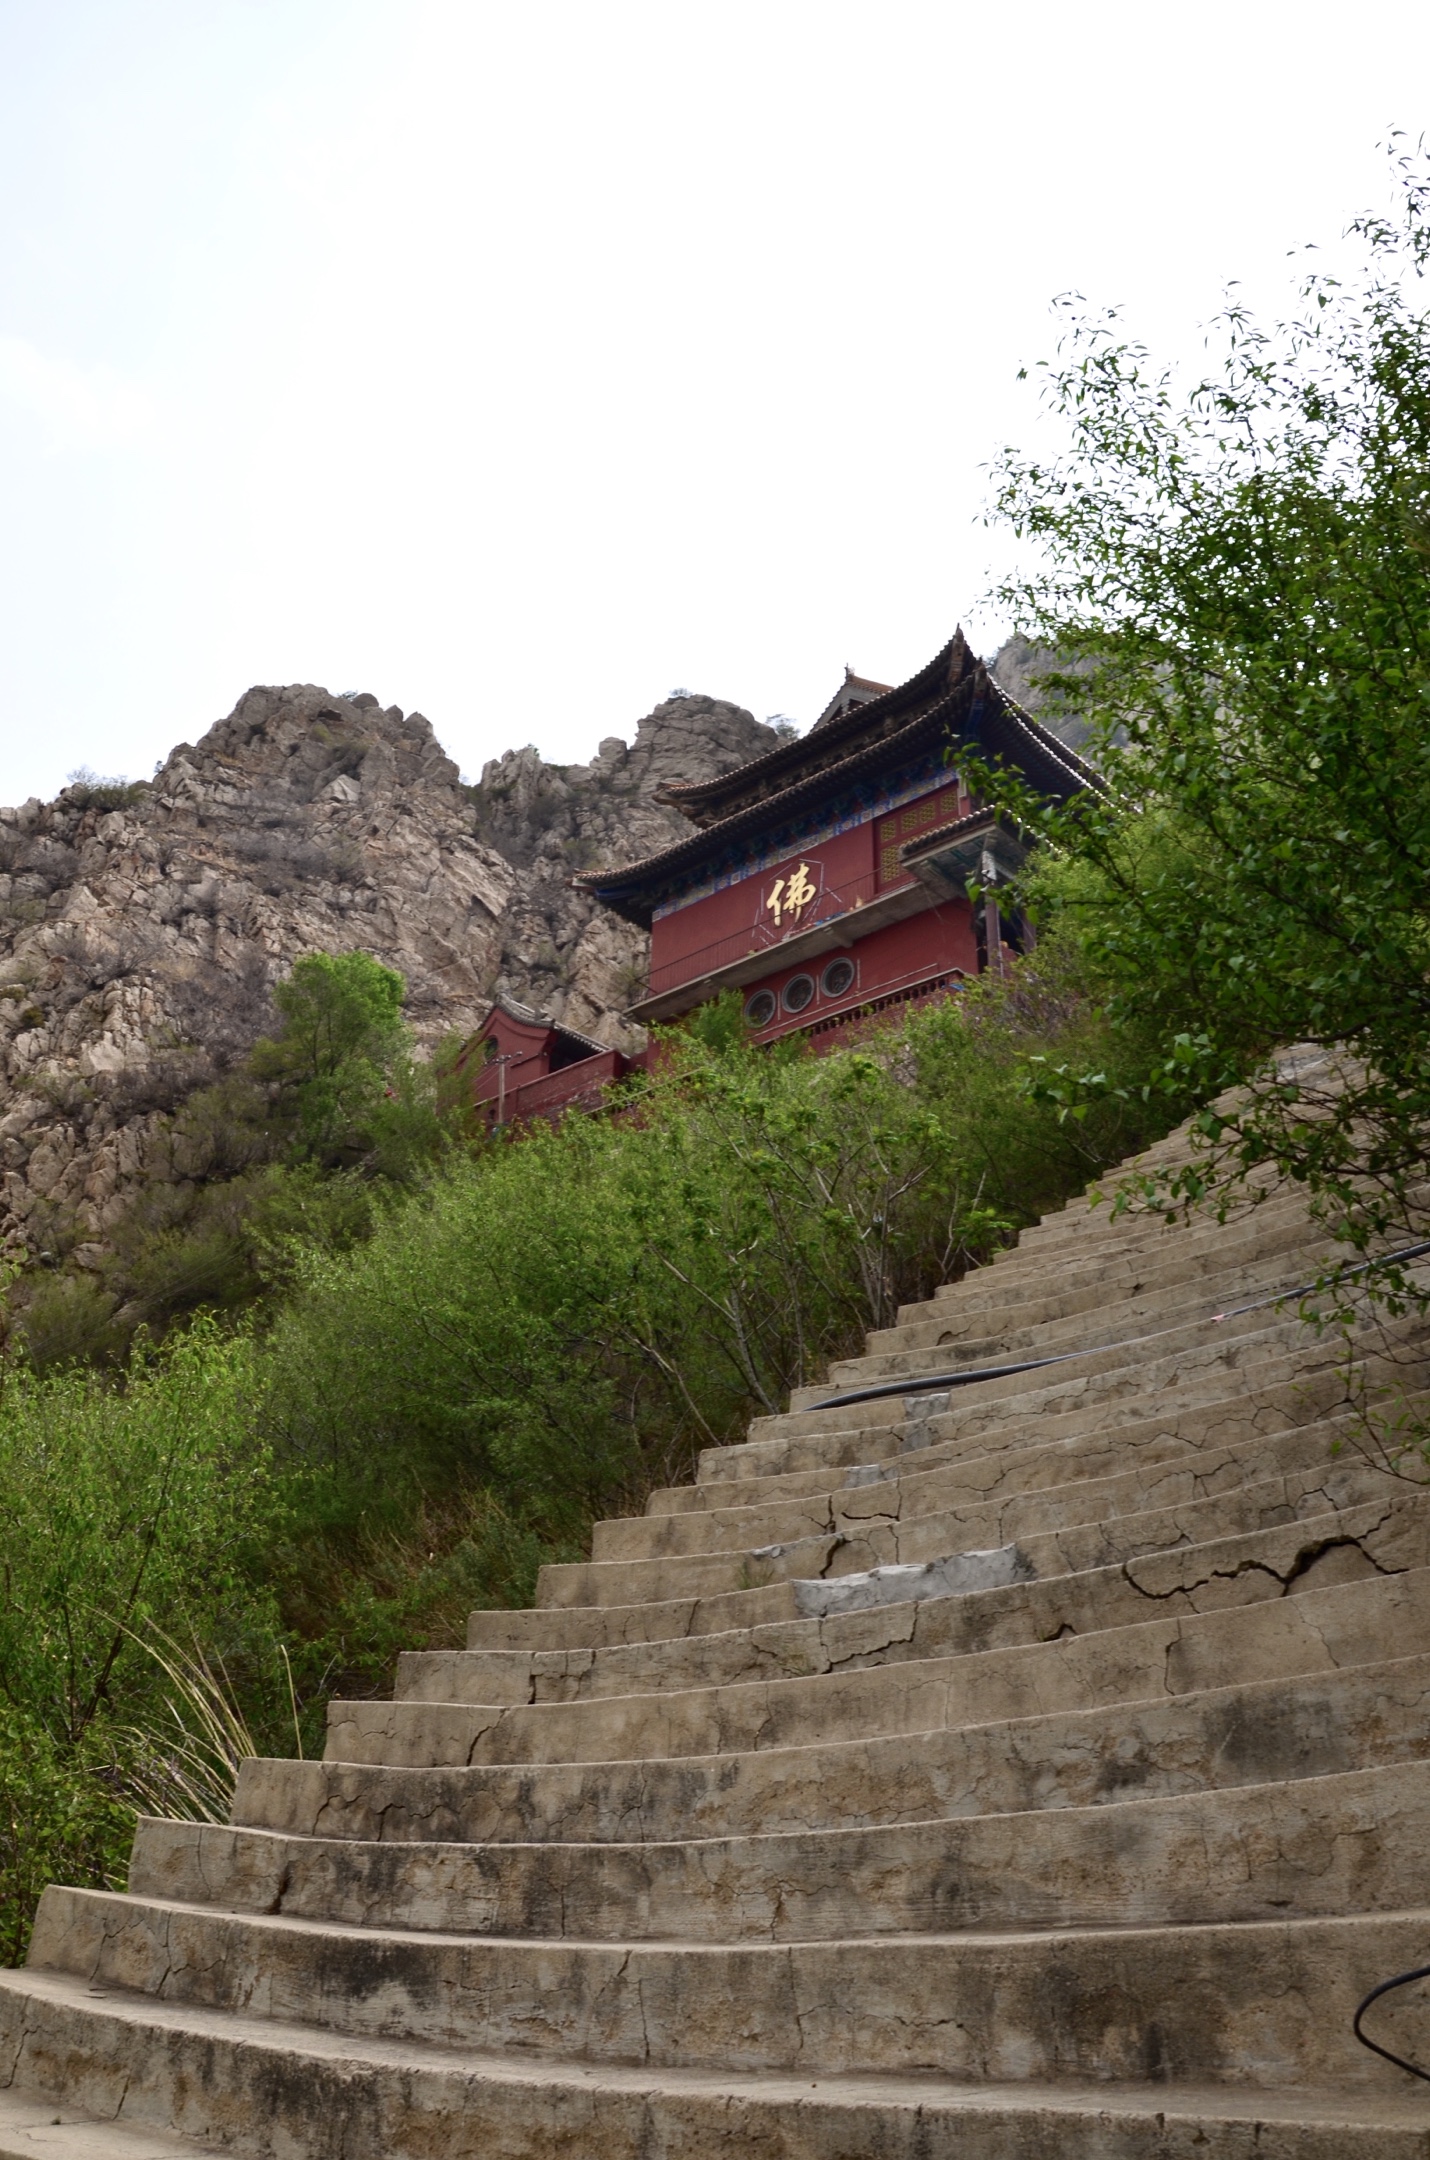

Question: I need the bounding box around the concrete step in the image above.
[329,1562,1430,1774]
[16,1892,1430,2091]
[243,1573,1430,1847]
[871,1233,1338,1363]
[411,1459,1398,1702]
[371,1503,1430,1753]
[588,1433,1385,1569]
[544,1452,1393,1611]
[460,1380,1410,1662]
[3,1971,1424,2160]
[647,1380,1405,1519]
[887,1201,1329,1337]
[768,1277,1336,1397]
[128,1758,1430,1942]
[0,2089,218,2160]
[704,1310,1430,1483]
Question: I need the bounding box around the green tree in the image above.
[250,951,414,1168]
[983,145,1430,1252]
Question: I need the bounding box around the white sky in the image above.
[0,0,1426,804]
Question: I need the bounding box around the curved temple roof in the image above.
[575,630,1100,929]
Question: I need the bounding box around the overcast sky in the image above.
[0,0,1426,805]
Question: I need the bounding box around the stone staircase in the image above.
[5,1107,1430,2155]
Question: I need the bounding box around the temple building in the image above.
[465,629,1097,1124]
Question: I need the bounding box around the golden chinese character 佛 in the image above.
[784,861,816,918]
[765,876,786,926]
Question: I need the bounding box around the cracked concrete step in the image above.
[536,1454,1399,1612]
[780,1296,1422,1421]
[2,1975,1423,2160]
[539,1459,1421,1612]
[866,1243,1341,1371]
[126,1759,1430,1942]
[243,1574,1430,1845]
[585,1437,1386,1570]
[885,1203,1332,1343]
[366,1499,1430,1762]
[873,1242,1329,1368]
[463,1393,1415,1659]
[418,1500,1430,1755]
[706,1313,1430,1483]
[415,1460,1408,1704]
[327,1597,1430,1787]
[650,1376,1408,1520]
[887,1206,1336,1337]
[453,1537,1430,1719]
[760,1282,1340,1397]
[0,2088,219,2159]
[14,1895,1430,2091]
[692,1348,1355,1493]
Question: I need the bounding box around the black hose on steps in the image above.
[1353,1964,1430,2082]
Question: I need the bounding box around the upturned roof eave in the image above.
[652,630,972,826]
[573,685,974,926]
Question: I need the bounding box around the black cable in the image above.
[1353,1963,1430,2082]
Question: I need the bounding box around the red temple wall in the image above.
[648,778,967,994]
[739,899,979,1043]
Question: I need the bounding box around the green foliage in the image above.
[0,1323,285,1960]
[250,950,430,1171]
[0,1322,275,1746]
[0,1702,133,1965]
[984,146,1430,1250]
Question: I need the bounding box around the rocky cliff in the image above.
[0,684,777,1256]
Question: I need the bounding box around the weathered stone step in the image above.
[549,1453,1390,1610]
[588,1433,1382,1569]
[792,1276,1340,1392]
[453,1516,1430,1709]
[784,1292,1419,1422]
[0,2088,218,2159]
[16,1891,1430,2090]
[2,1972,1423,2160]
[128,1759,1430,1943]
[709,1311,1429,1482]
[874,1231,1337,1363]
[427,1497,1430,1751]
[244,1573,1430,1847]
[651,1378,1397,1520]
[421,1460,1408,1693]
[330,1552,1430,1771]
[693,1346,1354,1493]
[892,1198,1327,1334]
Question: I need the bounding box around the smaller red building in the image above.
[458,996,636,1130]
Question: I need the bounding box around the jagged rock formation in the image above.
[0,685,777,1256]
[3,1073,1430,2152]
[989,633,1101,752]
[472,693,779,1039]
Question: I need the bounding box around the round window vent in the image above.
[820,956,857,1000]
[743,988,777,1029]
[781,972,816,1014]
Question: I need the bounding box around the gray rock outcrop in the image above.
[0,685,778,1255]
